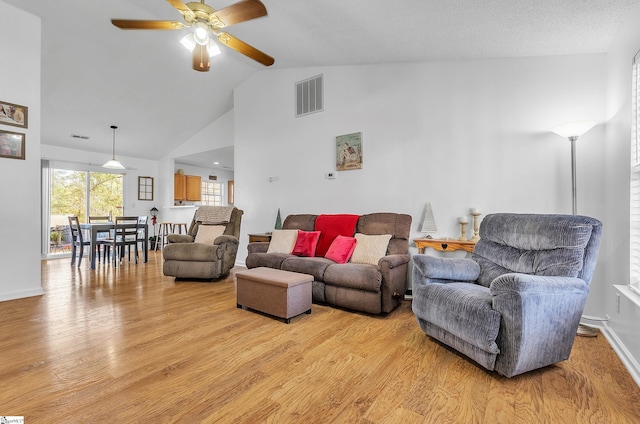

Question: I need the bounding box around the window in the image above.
[631,50,640,294]
[43,160,123,257]
[202,180,223,206]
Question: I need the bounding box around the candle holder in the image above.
[471,212,482,241]
[458,221,468,241]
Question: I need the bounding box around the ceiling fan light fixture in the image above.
[181,34,220,57]
[113,0,274,69]
[193,22,210,46]
[207,39,222,57]
[180,33,196,52]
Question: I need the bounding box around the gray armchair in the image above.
[412,213,602,377]
[163,207,243,280]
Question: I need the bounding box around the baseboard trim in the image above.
[597,322,640,388]
[0,287,45,302]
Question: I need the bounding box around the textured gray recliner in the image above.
[412,213,602,377]
[163,207,243,280]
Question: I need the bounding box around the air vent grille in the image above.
[296,74,323,117]
[70,134,90,140]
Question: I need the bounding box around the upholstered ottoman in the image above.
[236,267,313,323]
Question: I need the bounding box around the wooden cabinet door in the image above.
[174,174,186,200]
[186,175,201,201]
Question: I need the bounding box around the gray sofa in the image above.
[412,213,602,377]
[246,213,412,314]
[163,207,243,280]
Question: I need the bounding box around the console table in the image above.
[414,238,477,254]
[248,233,273,243]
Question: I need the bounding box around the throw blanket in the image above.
[195,206,234,224]
[314,214,360,257]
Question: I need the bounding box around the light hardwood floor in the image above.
[1,252,639,423]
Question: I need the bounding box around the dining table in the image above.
[80,222,148,269]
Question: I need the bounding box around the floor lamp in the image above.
[551,119,599,336]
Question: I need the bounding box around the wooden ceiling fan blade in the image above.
[210,0,267,28]
[166,0,196,20]
[193,44,211,72]
[111,19,184,30]
[217,32,274,66]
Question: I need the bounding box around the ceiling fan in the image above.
[111,0,274,72]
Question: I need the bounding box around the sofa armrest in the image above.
[379,253,410,313]
[247,242,269,254]
[167,234,195,244]
[489,273,589,377]
[412,255,480,284]
[213,235,237,245]
[215,236,239,275]
[490,273,588,295]
[379,254,409,269]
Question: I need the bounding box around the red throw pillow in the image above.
[291,230,321,257]
[324,235,357,264]
[314,214,360,257]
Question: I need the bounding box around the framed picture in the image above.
[0,101,28,128]
[0,130,25,160]
[336,132,363,171]
[138,176,154,201]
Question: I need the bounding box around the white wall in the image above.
[234,56,606,277]
[167,110,234,158]
[603,1,640,378]
[0,1,43,301]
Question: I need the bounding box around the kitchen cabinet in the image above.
[174,174,201,201]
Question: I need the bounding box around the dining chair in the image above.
[136,216,148,260]
[68,216,91,267]
[88,215,111,262]
[104,216,139,267]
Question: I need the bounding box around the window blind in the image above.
[631,51,640,294]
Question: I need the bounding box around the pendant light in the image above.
[103,125,125,170]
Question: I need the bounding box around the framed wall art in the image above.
[138,176,154,201]
[0,100,28,128]
[336,132,363,171]
[0,130,25,160]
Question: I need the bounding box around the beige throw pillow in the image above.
[194,225,226,244]
[350,233,392,266]
[267,229,298,254]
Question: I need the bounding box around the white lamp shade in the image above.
[193,22,209,46]
[103,159,125,170]
[180,33,197,51]
[551,119,598,138]
[207,39,221,57]
[180,34,221,57]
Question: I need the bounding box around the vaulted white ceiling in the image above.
[5,0,639,167]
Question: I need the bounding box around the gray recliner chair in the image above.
[412,213,602,377]
[163,207,243,280]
